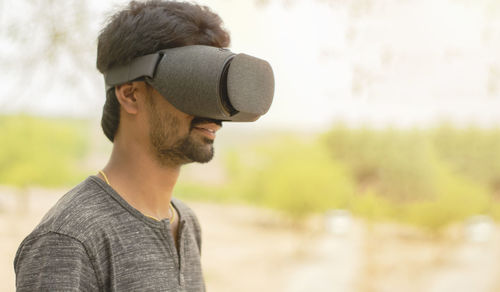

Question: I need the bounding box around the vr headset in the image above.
[104,45,274,122]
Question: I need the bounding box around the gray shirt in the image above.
[14,176,205,291]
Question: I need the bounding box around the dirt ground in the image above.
[2,188,500,292]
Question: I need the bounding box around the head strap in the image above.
[104,53,163,91]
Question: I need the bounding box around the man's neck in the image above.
[100,139,180,220]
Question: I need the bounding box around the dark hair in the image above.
[97,0,231,142]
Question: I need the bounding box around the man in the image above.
[14,1,273,291]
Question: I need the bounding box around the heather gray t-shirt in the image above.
[14,176,205,291]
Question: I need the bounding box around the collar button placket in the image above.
[162,220,180,271]
[177,220,187,286]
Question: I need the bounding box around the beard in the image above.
[169,134,215,163]
[147,98,219,166]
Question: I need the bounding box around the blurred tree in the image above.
[0,115,89,211]
[323,125,440,202]
[0,116,88,186]
[404,164,490,233]
[229,136,355,221]
[0,0,99,110]
[431,124,500,198]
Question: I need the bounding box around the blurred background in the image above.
[1,0,500,291]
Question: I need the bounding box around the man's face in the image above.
[146,88,222,166]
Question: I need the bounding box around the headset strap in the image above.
[104,52,162,91]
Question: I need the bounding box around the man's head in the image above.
[96,0,230,165]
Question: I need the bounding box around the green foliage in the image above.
[320,124,500,231]
[431,124,500,194]
[323,125,439,202]
[0,115,89,187]
[236,137,355,219]
[349,190,396,221]
[403,165,490,232]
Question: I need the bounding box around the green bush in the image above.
[350,190,396,221]
[403,165,490,232]
[227,136,355,219]
[323,125,439,202]
[431,124,500,195]
[0,115,89,187]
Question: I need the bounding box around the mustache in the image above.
[190,117,223,128]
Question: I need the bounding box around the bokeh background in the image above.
[1,0,500,291]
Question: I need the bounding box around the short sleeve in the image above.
[14,232,99,291]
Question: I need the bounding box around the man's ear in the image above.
[115,82,139,114]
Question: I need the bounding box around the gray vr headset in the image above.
[104,45,274,122]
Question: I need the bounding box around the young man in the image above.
[14,1,273,291]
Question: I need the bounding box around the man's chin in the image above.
[178,136,215,164]
[153,134,215,166]
[188,145,215,164]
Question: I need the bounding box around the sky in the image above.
[1,0,499,131]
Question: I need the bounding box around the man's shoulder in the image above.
[173,198,200,225]
[172,198,196,219]
[28,176,123,243]
[172,198,203,245]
